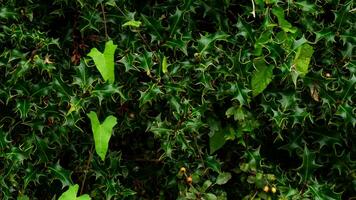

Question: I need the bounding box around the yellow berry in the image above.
[271,187,277,193]
[186,176,193,184]
[263,185,269,193]
[179,167,186,174]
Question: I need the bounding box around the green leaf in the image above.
[292,43,314,77]
[216,172,232,185]
[297,146,321,183]
[48,162,73,188]
[87,111,117,161]
[162,56,168,74]
[87,40,117,84]
[251,58,274,96]
[17,195,29,200]
[197,32,229,55]
[122,20,142,28]
[169,8,183,36]
[58,184,91,200]
[272,7,297,33]
[209,129,226,154]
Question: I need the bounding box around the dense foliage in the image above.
[1,0,355,199]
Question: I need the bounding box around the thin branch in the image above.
[100,2,108,39]
[250,0,256,18]
[80,145,93,195]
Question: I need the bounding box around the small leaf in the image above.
[87,111,117,161]
[58,184,91,200]
[162,56,168,74]
[122,20,142,28]
[87,40,117,84]
[251,58,274,96]
[216,172,232,185]
[292,43,314,77]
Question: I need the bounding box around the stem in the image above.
[100,2,108,39]
[80,145,93,195]
[250,0,256,18]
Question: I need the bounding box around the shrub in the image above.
[0,0,355,199]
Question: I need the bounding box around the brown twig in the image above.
[80,145,93,195]
[100,2,108,39]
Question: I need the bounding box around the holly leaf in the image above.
[251,58,274,96]
[87,111,117,161]
[297,146,321,183]
[216,172,232,185]
[48,162,73,188]
[272,7,297,33]
[87,40,117,84]
[58,184,91,200]
[122,20,142,28]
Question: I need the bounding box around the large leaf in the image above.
[87,111,117,161]
[58,184,91,200]
[87,40,117,84]
[251,58,274,96]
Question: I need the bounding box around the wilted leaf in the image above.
[87,111,117,161]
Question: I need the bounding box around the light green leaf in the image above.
[292,43,314,77]
[162,56,168,74]
[58,184,91,200]
[87,40,117,84]
[87,111,117,161]
[251,58,274,96]
[122,20,142,28]
[216,172,232,185]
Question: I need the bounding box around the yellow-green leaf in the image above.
[122,20,142,28]
[87,40,117,84]
[87,111,117,161]
[162,56,168,74]
[58,184,91,200]
[293,43,314,77]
